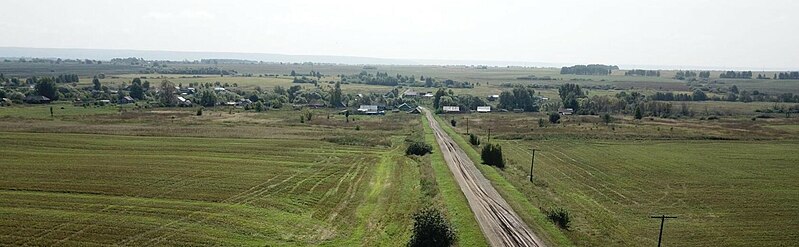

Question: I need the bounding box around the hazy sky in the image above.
[2,0,798,69]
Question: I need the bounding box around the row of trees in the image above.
[777,72,799,79]
[559,64,617,75]
[625,69,660,77]
[54,74,80,83]
[719,71,753,79]
[433,88,488,112]
[498,87,539,111]
[674,70,711,80]
[145,67,235,75]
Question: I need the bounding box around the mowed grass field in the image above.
[448,133,799,246]
[0,130,422,246]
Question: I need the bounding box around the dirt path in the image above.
[423,107,545,247]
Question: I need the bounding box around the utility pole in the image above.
[529,148,536,182]
[487,128,491,143]
[650,215,677,247]
[466,117,469,134]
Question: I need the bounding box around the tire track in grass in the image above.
[26,169,206,246]
[145,153,366,245]
[143,156,339,246]
[548,144,639,206]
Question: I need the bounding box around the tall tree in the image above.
[92,77,101,91]
[433,88,446,109]
[329,81,342,107]
[35,77,58,100]
[558,83,584,111]
[158,80,178,106]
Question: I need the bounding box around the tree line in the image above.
[559,64,617,75]
[625,69,660,77]
[674,70,711,80]
[719,71,753,79]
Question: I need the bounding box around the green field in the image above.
[0,103,491,246]
[493,139,799,246]
[2,61,798,246]
[0,132,401,246]
[443,111,799,246]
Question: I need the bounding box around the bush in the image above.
[481,143,505,168]
[545,207,571,230]
[408,208,456,247]
[549,112,561,124]
[450,119,457,127]
[196,108,203,116]
[468,133,480,146]
[406,142,432,156]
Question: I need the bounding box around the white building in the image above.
[443,106,460,113]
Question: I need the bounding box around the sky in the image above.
[1,0,798,69]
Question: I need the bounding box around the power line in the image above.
[650,215,677,247]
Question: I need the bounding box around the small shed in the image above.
[558,108,574,115]
[487,95,500,101]
[477,106,491,113]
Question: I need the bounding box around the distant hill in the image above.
[0,47,416,65]
[0,47,570,67]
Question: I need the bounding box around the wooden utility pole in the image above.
[529,149,536,182]
[487,128,491,143]
[650,215,677,247]
[466,117,469,134]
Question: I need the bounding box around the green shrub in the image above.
[450,119,457,127]
[545,207,571,230]
[468,133,480,146]
[408,208,456,247]
[481,143,505,168]
[406,142,432,156]
[196,108,203,116]
[549,112,561,124]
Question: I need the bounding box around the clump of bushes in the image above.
[481,143,505,168]
[544,207,571,230]
[450,119,457,127]
[468,133,480,146]
[549,112,561,124]
[196,108,203,116]
[408,208,456,247]
[406,141,433,156]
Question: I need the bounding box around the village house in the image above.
[402,89,418,98]
[442,106,460,113]
[177,96,193,107]
[559,108,574,115]
[487,95,500,101]
[357,105,384,115]
[397,103,414,112]
[477,106,491,113]
[119,96,135,104]
[24,95,51,104]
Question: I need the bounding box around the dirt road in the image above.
[423,107,545,247]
